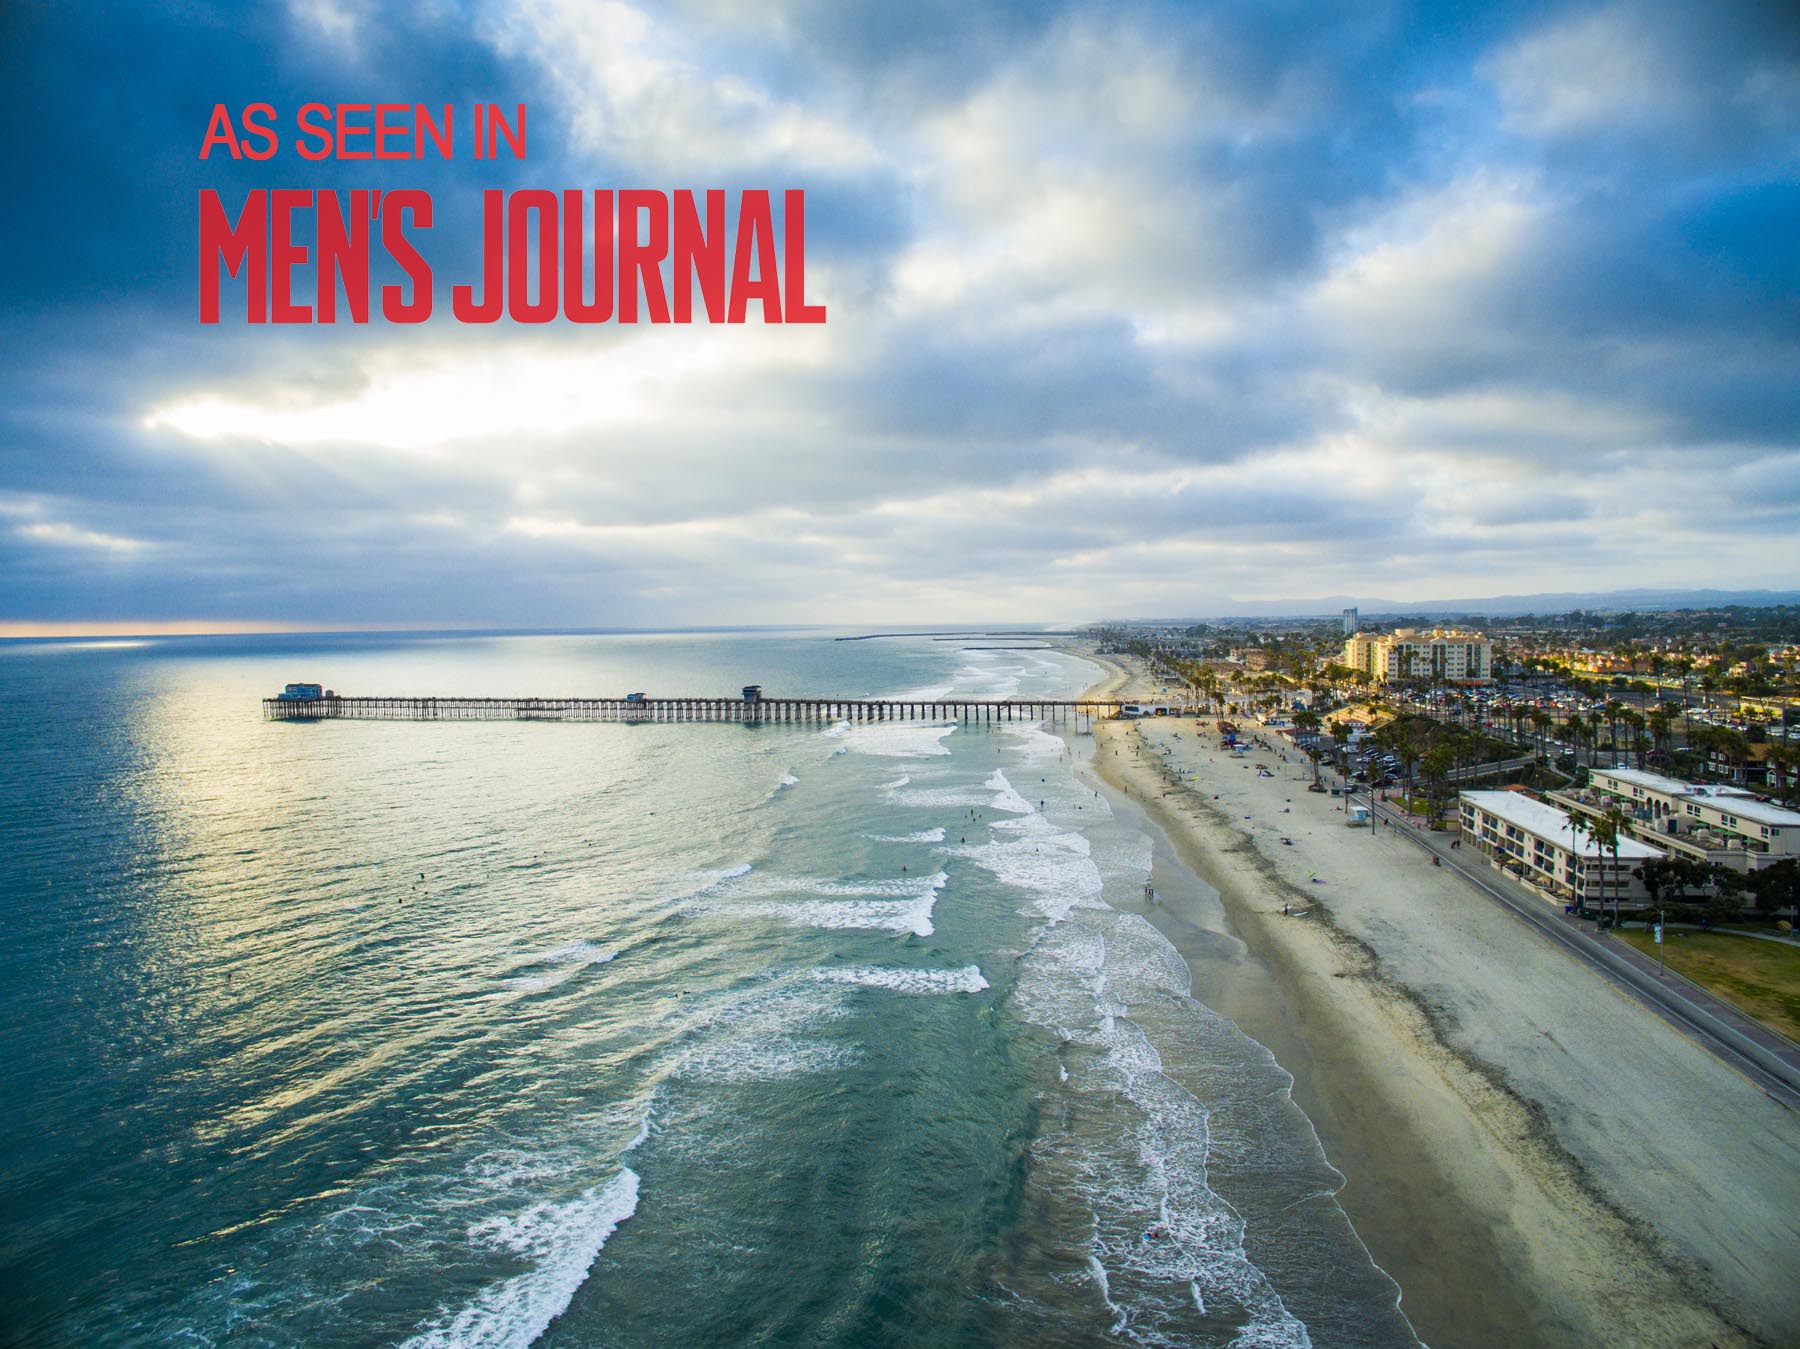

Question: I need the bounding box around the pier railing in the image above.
[263,695,1126,726]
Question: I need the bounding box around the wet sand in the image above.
[1059,645,1799,1348]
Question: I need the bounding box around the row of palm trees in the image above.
[1138,644,1800,807]
[1570,807,1629,927]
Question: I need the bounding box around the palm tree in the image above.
[1712,727,1750,784]
[1568,815,1591,912]
[1763,743,1799,805]
[1294,709,1323,786]
[1589,807,1627,928]
[1420,744,1457,824]
[1200,671,1221,714]
[1620,709,1646,768]
[1394,725,1424,786]
[1647,705,1676,760]
[1531,709,1554,762]
[1559,714,1587,764]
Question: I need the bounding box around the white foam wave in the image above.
[1089,1252,1128,1336]
[712,871,946,900]
[1000,720,1070,761]
[689,869,948,936]
[867,827,947,844]
[827,722,957,758]
[944,819,1104,924]
[461,1149,569,1193]
[811,965,988,995]
[669,863,753,901]
[1010,904,1314,1345]
[500,940,618,993]
[673,1039,859,1082]
[752,898,935,936]
[668,981,859,1083]
[888,783,989,809]
[401,1168,639,1349]
[952,657,1022,699]
[985,769,1035,815]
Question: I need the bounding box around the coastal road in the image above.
[1354,785,1800,1112]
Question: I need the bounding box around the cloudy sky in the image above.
[2,0,1797,631]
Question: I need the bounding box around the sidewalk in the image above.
[1346,775,1800,1109]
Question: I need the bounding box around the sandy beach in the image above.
[1061,645,1800,1348]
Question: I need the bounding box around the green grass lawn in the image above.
[1618,928,1800,1043]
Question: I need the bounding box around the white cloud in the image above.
[287,0,361,53]
[1481,4,1686,134]
[887,15,1314,327]
[486,0,881,173]
[15,520,150,555]
[1311,172,1545,339]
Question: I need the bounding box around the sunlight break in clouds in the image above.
[143,325,834,453]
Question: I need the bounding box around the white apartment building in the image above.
[1460,789,1663,906]
[1343,628,1493,684]
[1575,767,1800,871]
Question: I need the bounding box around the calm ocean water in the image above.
[0,630,1416,1347]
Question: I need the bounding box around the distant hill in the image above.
[1110,588,1800,623]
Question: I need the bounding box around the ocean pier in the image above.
[263,691,1124,728]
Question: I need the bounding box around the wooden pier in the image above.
[263,693,1125,728]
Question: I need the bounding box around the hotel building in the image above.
[1459,789,1663,906]
[1343,628,1493,684]
[1553,767,1800,873]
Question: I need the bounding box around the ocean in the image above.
[0,630,1417,1347]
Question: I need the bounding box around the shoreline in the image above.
[1054,642,1796,1347]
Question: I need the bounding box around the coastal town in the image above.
[1094,606,1800,916]
[1071,604,1800,1346]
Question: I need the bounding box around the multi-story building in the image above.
[1342,627,1493,685]
[1341,607,1358,637]
[1556,767,1800,873]
[1459,789,1663,905]
[1342,634,1381,678]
